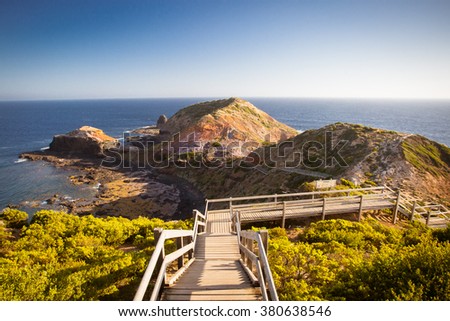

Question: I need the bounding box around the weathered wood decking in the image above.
[162,211,262,301]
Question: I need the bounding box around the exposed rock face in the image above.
[159,98,298,154]
[49,126,119,156]
[157,114,168,129]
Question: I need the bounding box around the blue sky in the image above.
[1,0,449,100]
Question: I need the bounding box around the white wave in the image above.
[40,146,50,151]
[63,196,74,202]
[14,158,28,164]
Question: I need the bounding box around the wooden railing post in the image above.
[322,198,327,220]
[231,211,235,233]
[188,237,193,260]
[238,211,241,232]
[246,238,253,273]
[274,193,278,203]
[259,230,269,254]
[255,232,278,301]
[426,210,431,226]
[358,195,364,222]
[393,191,401,224]
[240,236,246,263]
[410,201,417,222]
[282,201,287,228]
[154,228,164,266]
[229,197,233,218]
[177,237,184,269]
[153,227,166,291]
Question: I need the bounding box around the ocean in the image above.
[0,98,449,211]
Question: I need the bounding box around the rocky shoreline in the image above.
[10,97,449,219]
[19,151,204,220]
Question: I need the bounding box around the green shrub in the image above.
[268,218,450,301]
[432,224,450,242]
[0,210,190,300]
[1,208,28,228]
[340,178,356,189]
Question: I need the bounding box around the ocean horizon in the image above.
[0,97,449,211]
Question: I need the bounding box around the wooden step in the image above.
[160,209,261,301]
[163,288,262,301]
[162,259,262,301]
[195,234,240,259]
[207,211,232,234]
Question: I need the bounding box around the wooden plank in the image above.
[163,294,261,301]
[166,289,260,294]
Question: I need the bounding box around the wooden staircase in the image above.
[135,186,447,302]
[162,211,262,301]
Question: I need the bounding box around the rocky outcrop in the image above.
[157,114,168,129]
[49,126,118,157]
[159,98,298,155]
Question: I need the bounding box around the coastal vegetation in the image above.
[401,135,450,177]
[0,209,189,300]
[1,209,449,301]
[268,219,450,301]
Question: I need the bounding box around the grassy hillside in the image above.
[252,122,450,202]
[170,122,449,204]
[402,135,450,177]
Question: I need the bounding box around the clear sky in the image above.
[1,0,449,100]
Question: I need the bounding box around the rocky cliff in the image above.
[49,126,119,156]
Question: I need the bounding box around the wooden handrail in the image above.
[134,209,206,301]
[149,242,195,301]
[235,211,278,301]
[219,185,449,227]
[207,186,387,204]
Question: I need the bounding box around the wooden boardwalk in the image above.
[205,187,450,228]
[136,186,448,302]
[237,197,394,223]
[162,211,262,301]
